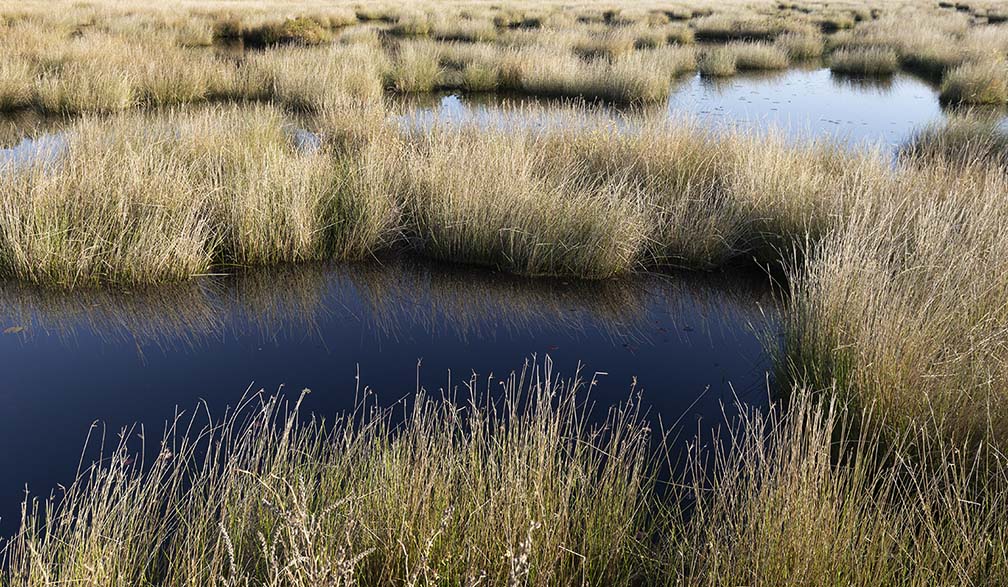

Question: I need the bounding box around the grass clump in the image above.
[774,30,824,59]
[899,38,966,79]
[572,28,637,59]
[666,23,695,44]
[389,11,432,37]
[901,115,1008,168]
[729,41,790,70]
[692,13,784,42]
[246,16,332,46]
[242,43,386,110]
[385,41,443,94]
[35,62,133,114]
[698,47,737,76]
[504,46,678,103]
[402,125,645,278]
[432,17,498,43]
[0,105,391,287]
[828,47,899,76]
[940,61,1008,104]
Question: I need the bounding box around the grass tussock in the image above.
[385,40,442,94]
[828,46,899,76]
[728,40,790,70]
[698,47,737,76]
[773,30,824,59]
[0,57,34,111]
[402,126,646,278]
[242,43,386,110]
[900,115,1008,168]
[783,156,1008,440]
[940,60,1008,104]
[691,13,785,42]
[0,105,392,287]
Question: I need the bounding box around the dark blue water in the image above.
[0,259,776,536]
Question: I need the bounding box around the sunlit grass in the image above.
[940,60,1008,104]
[3,364,1006,585]
[828,46,899,76]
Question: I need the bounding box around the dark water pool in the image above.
[0,260,776,536]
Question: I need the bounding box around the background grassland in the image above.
[1,0,1008,107]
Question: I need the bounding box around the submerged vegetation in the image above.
[2,0,1008,584]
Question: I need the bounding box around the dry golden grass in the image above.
[729,40,790,70]
[940,60,1008,104]
[829,46,900,75]
[3,364,1007,585]
[0,105,392,287]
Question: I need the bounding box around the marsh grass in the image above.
[3,362,659,585]
[773,30,824,59]
[0,105,390,287]
[728,40,789,70]
[572,28,636,59]
[900,115,1008,168]
[432,17,498,43]
[899,38,966,80]
[0,103,884,284]
[242,43,386,110]
[386,40,443,93]
[940,60,1008,104]
[3,2,1004,114]
[674,385,1008,585]
[782,156,1008,442]
[401,125,646,278]
[691,13,784,42]
[0,58,33,111]
[4,362,1007,585]
[828,46,899,76]
[698,46,737,76]
[490,45,683,103]
[35,62,133,114]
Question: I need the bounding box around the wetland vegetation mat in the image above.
[1,0,1008,584]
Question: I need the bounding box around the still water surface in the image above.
[0,260,776,536]
[398,68,1005,149]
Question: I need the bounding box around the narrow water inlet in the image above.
[0,259,778,537]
